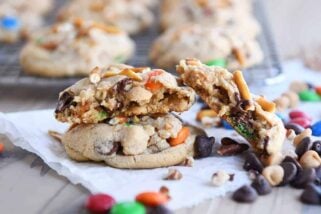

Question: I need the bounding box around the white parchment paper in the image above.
[0,60,320,210]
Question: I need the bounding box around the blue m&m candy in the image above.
[1,16,21,31]
[222,120,233,130]
[311,121,321,137]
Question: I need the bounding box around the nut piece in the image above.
[48,130,63,143]
[274,96,290,112]
[260,153,284,166]
[256,96,276,113]
[293,128,312,147]
[196,109,217,121]
[89,66,101,84]
[299,150,321,169]
[232,48,246,67]
[233,70,251,101]
[289,81,308,93]
[282,91,299,108]
[164,168,182,180]
[186,58,201,66]
[286,129,296,140]
[180,156,194,167]
[262,165,284,186]
[120,69,143,81]
[211,170,234,186]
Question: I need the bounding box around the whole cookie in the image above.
[150,24,263,70]
[58,0,154,35]
[20,19,135,77]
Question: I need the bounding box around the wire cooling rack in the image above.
[0,0,283,88]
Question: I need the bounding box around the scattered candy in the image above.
[295,137,311,158]
[211,170,234,186]
[289,81,309,93]
[232,185,258,203]
[279,162,297,185]
[282,156,303,174]
[146,205,173,214]
[311,121,321,136]
[289,110,312,121]
[164,168,182,180]
[311,140,321,155]
[300,184,321,205]
[0,143,4,153]
[205,58,226,67]
[298,90,321,102]
[284,123,304,135]
[243,152,264,173]
[85,193,116,213]
[0,16,20,31]
[110,202,145,214]
[222,120,233,130]
[289,118,311,129]
[136,192,168,207]
[316,86,321,96]
[291,168,316,189]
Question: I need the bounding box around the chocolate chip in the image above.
[251,175,272,195]
[146,205,173,214]
[232,185,258,203]
[300,184,321,205]
[285,123,304,134]
[295,137,311,158]
[194,136,215,159]
[217,143,249,156]
[311,140,321,156]
[243,152,264,173]
[315,166,321,185]
[282,156,302,174]
[115,78,133,93]
[291,168,316,189]
[94,141,119,156]
[221,137,240,145]
[55,91,74,113]
[280,162,297,185]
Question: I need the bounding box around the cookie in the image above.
[0,1,48,43]
[160,0,260,38]
[177,58,286,165]
[58,0,154,35]
[55,64,196,124]
[150,24,263,70]
[20,19,135,77]
[2,0,53,15]
[61,114,205,168]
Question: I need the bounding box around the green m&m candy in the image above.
[110,202,146,214]
[298,90,321,102]
[205,58,227,68]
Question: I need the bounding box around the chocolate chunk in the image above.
[280,162,297,185]
[194,136,215,159]
[115,78,133,93]
[311,140,321,156]
[295,137,311,158]
[94,141,119,156]
[251,175,272,195]
[217,143,249,156]
[282,156,302,174]
[146,205,173,214]
[291,168,316,189]
[285,123,304,135]
[315,166,321,185]
[243,152,264,173]
[232,185,258,203]
[55,91,74,113]
[221,137,240,145]
[300,184,321,205]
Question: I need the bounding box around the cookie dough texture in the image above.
[55,64,196,123]
[160,0,260,38]
[20,20,135,77]
[62,114,203,168]
[58,0,155,35]
[0,0,52,42]
[150,24,263,70]
[177,58,285,163]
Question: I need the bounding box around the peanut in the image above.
[232,48,246,67]
[299,150,321,169]
[120,69,143,81]
[262,165,284,186]
[282,91,299,108]
[196,109,217,121]
[293,128,312,147]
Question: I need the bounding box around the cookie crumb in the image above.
[164,168,182,180]
[159,186,171,200]
[211,170,233,186]
[180,156,194,167]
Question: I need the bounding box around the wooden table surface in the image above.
[1,0,321,213]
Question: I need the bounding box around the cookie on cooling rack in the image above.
[160,0,260,38]
[57,0,154,35]
[20,19,135,77]
[150,24,263,70]
[177,58,286,166]
[0,0,53,43]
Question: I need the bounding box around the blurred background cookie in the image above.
[20,19,135,77]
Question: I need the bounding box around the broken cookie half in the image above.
[177,58,286,165]
[61,114,207,169]
[55,64,196,124]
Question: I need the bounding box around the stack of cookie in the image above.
[54,63,211,169]
[0,0,53,43]
[150,0,263,70]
